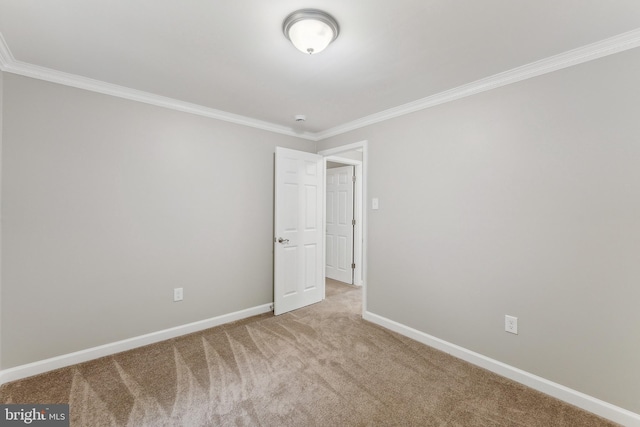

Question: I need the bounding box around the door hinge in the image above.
[352,219,356,226]
[351,263,356,269]
[352,175,356,182]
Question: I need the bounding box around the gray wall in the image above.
[328,149,362,163]
[0,71,3,369]
[317,48,640,414]
[0,73,312,368]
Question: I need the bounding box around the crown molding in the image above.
[315,27,640,141]
[0,33,316,142]
[3,28,640,143]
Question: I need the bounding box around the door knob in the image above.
[277,237,290,244]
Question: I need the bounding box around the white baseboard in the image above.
[0,303,273,386]
[363,311,640,427]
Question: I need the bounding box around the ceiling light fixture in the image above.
[283,9,339,55]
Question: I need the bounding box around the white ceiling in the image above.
[1,1,640,139]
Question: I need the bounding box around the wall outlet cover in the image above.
[505,315,518,334]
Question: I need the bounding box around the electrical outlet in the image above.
[173,287,183,302]
[505,315,518,334]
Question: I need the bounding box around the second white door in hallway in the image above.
[325,165,354,284]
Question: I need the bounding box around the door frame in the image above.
[319,141,368,315]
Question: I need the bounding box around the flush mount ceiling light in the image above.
[283,9,339,55]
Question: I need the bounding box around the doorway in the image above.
[319,141,368,315]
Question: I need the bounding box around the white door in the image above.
[274,147,324,315]
[325,166,354,284]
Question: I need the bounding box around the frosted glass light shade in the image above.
[288,19,334,54]
[283,9,339,55]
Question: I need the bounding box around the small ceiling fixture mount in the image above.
[283,9,339,55]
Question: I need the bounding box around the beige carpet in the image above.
[1,280,617,426]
